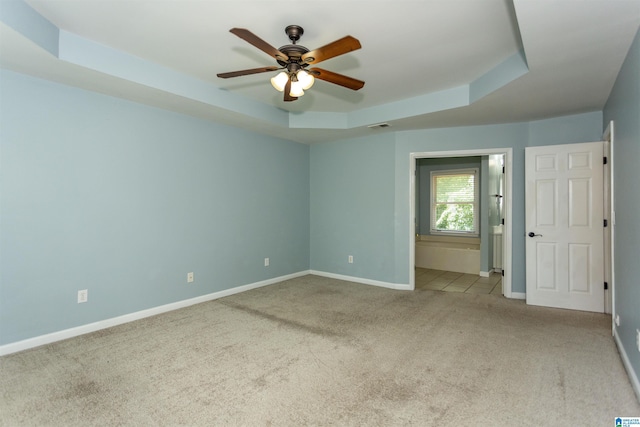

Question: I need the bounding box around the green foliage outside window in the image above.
[435,203,474,231]
[433,172,476,233]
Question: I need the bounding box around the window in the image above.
[430,168,479,235]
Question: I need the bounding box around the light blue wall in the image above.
[310,134,396,283]
[395,123,528,289]
[0,70,310,345]
[416,155,492,273]
[416,157,482,236]
[396,113,602,289]
[604,28,640,387]
[0,67,607,348]
[528,112,605,146]
[308,112,602,292]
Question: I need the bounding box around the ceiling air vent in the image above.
[367,123,391,129]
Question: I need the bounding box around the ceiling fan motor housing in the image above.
[277,45,310,69]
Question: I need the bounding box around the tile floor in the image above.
[415,268,503,295]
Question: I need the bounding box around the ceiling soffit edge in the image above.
[1,0,530,132]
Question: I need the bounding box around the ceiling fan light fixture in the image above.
[289,80,305,97]
[270,71,289,92]
[297,70,315,90]
[219,26,363,102]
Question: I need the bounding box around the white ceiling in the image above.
[1,0,639,144]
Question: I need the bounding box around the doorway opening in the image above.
[409,148,513,298]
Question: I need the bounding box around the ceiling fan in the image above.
[217,25,364,102]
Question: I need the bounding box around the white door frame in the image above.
[409,148,514,298]
[603,121,615,322]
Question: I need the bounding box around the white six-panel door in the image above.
[525,142,604,312]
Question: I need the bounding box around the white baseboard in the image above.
[0,269,528,357]
[310,270,412,291]
[0,270,310,357]
[479,271,491,277]
[510,292,526,300]
[614,328,640,403]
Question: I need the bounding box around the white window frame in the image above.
[430,168,479,236]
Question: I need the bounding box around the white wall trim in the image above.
[603,121,615,326]
[310,270,412,291]
[614,329,640,403]
[479,271,491,277]
[510,292,526,300]
[0,270,310,357]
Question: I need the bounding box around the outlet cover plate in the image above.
[187,272,194,283]
[77,289,88,303]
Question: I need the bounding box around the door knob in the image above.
[528,232,542,237]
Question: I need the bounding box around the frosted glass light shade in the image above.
[297,70,315,90]
[270,72,289,92]
[289,80,305,97]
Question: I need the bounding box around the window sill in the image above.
[429,231,479,238]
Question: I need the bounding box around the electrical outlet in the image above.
[187,272,194,283]
[264,258,269,267]
[615,315,620,327]
[348,255,353,264]
[77,289,88,304]
[636,329,640,353]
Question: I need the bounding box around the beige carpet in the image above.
[1,274,638,426]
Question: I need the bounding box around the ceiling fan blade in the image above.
[284,79,298,102]
[217,66,280,79]
[301,36,361,65]
[229,28,289,62]
[309,68,365,91]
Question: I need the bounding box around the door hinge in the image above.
[604,282,608,290]
[501,270,505,277]
[604,219,608,227]
[502,166,505,174]
[603,156,608,165]
[501,218,505,225]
